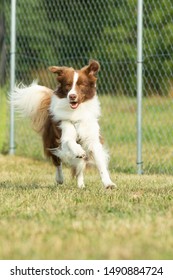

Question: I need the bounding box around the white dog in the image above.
[12,60,116,189]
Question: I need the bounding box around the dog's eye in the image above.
[80,82,88,87]
[65,84,72,90]
[66,83,72,87]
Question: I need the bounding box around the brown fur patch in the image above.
[30,86,53,133]
[42,117,62,166]
[29,88,61,166]
[49,60,100,104]
[99,135,104,145]
[54,68,75,98]
[31,94,52,133]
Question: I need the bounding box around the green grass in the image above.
[0,87,8,153]
[100,94,173,174]
[1,91,173,259]
[0,155,173,260]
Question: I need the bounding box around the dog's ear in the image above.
[84,60,100,76]
[48,66,65,76]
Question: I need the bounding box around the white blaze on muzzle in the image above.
[68,71,79,109]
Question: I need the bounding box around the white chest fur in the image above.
[50,94,101,123]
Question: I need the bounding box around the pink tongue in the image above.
[70,103,79,109]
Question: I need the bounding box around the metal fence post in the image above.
[9,0,16,155]
[137,0,143,174]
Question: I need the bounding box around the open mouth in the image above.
[70,101,79,109]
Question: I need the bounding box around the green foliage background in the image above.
[4,0,173,95]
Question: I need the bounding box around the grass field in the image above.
[1,90,173,259]
[0,155,173,260]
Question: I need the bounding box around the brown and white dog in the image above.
[12,60,116,189]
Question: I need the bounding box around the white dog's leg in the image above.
[91,143,116,189]
[53,121,87,188]
[61,121,86,159]
[55,163,63,184]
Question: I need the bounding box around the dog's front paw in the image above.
[76,151,87,160]
[105,182,117,189]
[74,145,87,160]
[104,180,117,189]
[76,152,87,160]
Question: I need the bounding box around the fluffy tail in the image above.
[11,81,53,133]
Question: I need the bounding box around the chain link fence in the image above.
[142,0,173,173]
[1,0,173,174]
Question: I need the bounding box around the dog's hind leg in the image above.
[42,117,63,185]
[51,155,64,185]
[55,162,64,184]
[55,162,64,185]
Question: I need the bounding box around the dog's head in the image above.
[48,60,100,109]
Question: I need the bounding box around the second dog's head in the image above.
[49,60,100,109]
